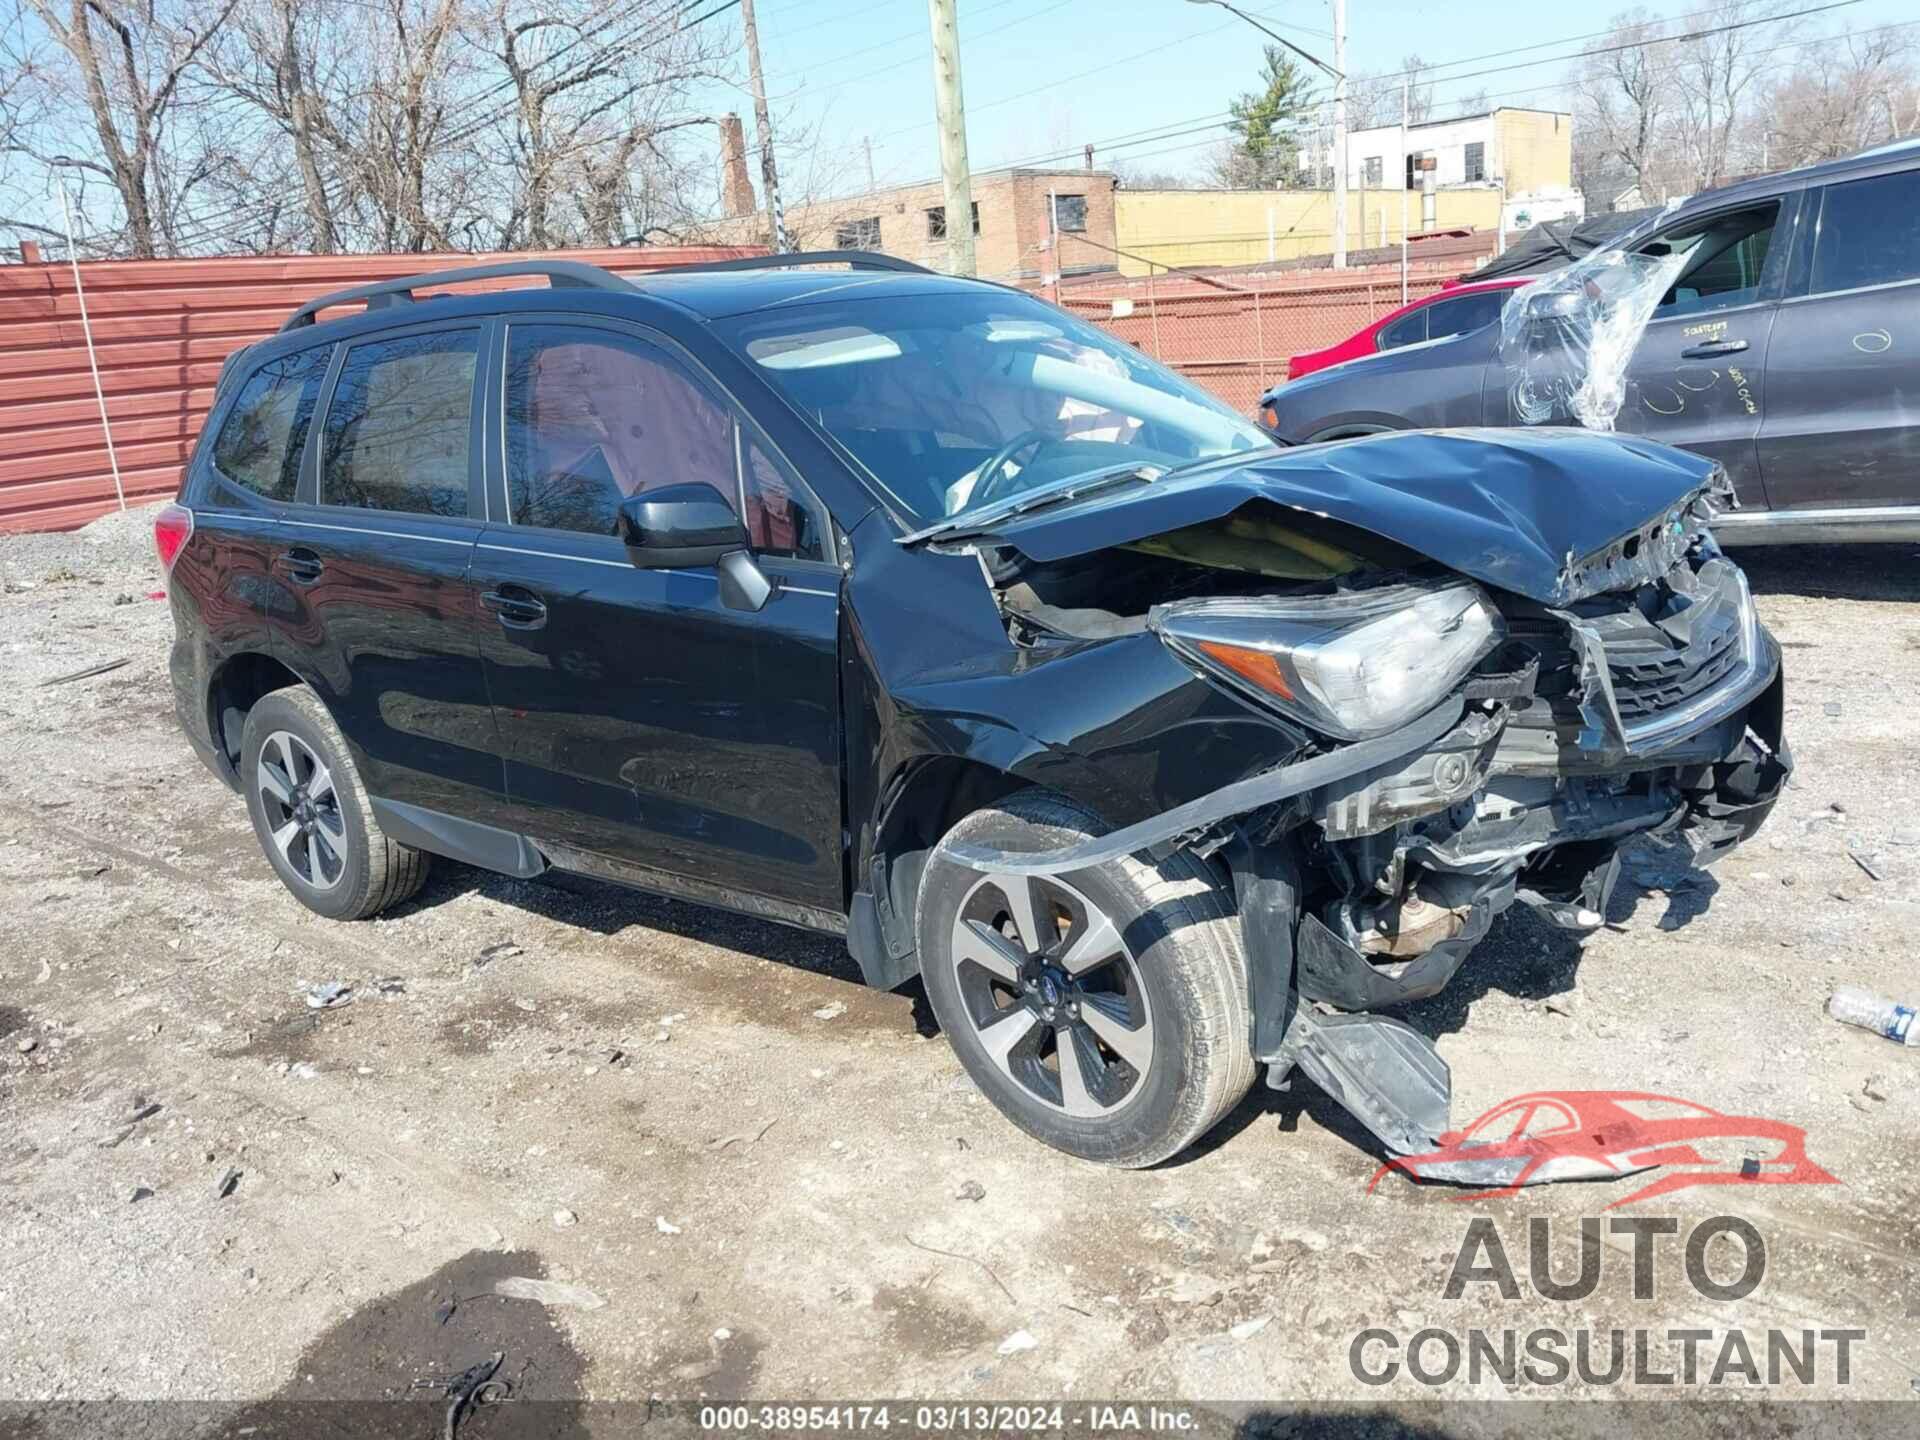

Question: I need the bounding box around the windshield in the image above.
[716,291,1272,525]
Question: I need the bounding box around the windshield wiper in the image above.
[896,462,1166,546]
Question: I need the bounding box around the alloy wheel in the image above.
[949,870,1154,1117]
[256,730,348,891]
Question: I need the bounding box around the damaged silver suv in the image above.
[167,256,1789,1170]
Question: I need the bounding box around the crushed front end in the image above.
[946,460,1790,1159]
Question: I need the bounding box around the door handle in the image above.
[280,547,324,584]
[1680,339,1749,358]
[481,587,548,630]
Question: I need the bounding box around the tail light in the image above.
[154,503,194,574]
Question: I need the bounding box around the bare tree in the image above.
[1573,9,1678,206]
[482,0,728,250]
[1762,25,1919,168]
[19,0,241,256]
[1668,0,1801,190]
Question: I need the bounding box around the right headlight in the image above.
[1148,580,1504,741]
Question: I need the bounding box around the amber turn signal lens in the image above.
[1196,640,1295,700]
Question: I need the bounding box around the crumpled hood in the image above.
[952,427,1723,605]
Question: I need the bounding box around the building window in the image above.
[835,216,881,249]
[926,202,979,239]
[1362,156,1383,187]
[1053,194,1088,233]
[1465,141,1486,182]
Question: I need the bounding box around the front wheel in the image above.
[916,791,1254,1167]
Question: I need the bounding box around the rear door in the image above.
[470,317,844,916]
[1613,196,1796,508]
[272,320,505,822]
[1756,165,1920,513]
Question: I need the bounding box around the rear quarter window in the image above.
[209,347,332,502]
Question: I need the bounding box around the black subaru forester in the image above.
[161,253,1790,1169]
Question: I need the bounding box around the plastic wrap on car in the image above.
[1499,246,1690,431]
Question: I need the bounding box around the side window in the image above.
[321,331,477,517]
[504,324,824,561]
[1377,308,1427,350]
[1426,289,1509,341]
[210,346,331,501]
[742,435,824,561]
[1644,203,1778,318]
[1812,171,1920,293]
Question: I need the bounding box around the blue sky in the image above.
[715,0,1917,201]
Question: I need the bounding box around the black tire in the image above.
[916,790,1254,1168]
[239,684,429,920]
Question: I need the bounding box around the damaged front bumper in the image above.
[946,554,1791,1161]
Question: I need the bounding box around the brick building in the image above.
[705,167,1121,283]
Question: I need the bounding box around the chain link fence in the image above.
[1056,253,1494,415]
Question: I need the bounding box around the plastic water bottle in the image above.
[1827,986,1919,1045]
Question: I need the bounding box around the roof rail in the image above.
[664,249,934,277]
[279,258,633,332]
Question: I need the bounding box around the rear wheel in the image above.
[916,791,1254,1167]
[240,685,429,920]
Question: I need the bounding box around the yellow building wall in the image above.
[1494,110,1574,197]
[1114,189,1503,275]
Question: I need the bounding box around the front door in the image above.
[471,319,844,916]
[1757,166,1920,513]
[271,322,505,822]
[1614,197,1793,510]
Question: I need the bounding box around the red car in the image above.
[1366,1091,1839,1209]
[1284,276,1530,381]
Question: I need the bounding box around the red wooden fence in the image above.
[0,245,760,533]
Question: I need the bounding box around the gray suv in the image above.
[1260,140,1920,545]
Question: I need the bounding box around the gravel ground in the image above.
[1,508,1917,1426]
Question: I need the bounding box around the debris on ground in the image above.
[1847,850,1885,882]
[493,1276,606,1311]
[995,1330,1038,1356]
[373,976,406,995]
[302,981,352,1010]
[955,1180,986,1202]
[1230,1315,1274,1341]
[551,1209,578,1229]
[38,658,130,688]
[1827,986,1918,1045]
[1863,1074,1891,1102]
[419,1350,508,1440]
[216,1168,242,1198]
[1147,1273,1224,1307]
[129,1186,154,1204]
[656,1216,681,1235]
[475,942,522,968]
[710,1120,777,1150]
[813,1001,848,1021]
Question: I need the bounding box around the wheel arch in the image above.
[852,755,1033,989]
[1304,420,1401,444]
[204,651,306,788]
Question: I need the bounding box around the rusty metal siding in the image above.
[0,246,760,533]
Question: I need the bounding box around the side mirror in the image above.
[618,483,748,569]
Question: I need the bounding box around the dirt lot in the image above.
[1,508,1917,1426]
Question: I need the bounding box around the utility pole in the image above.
[926,0,976,276]
[739,0,788,252]
[1332,0,1347,269]
[863,136,877,191]
[1400,79,1409,304]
